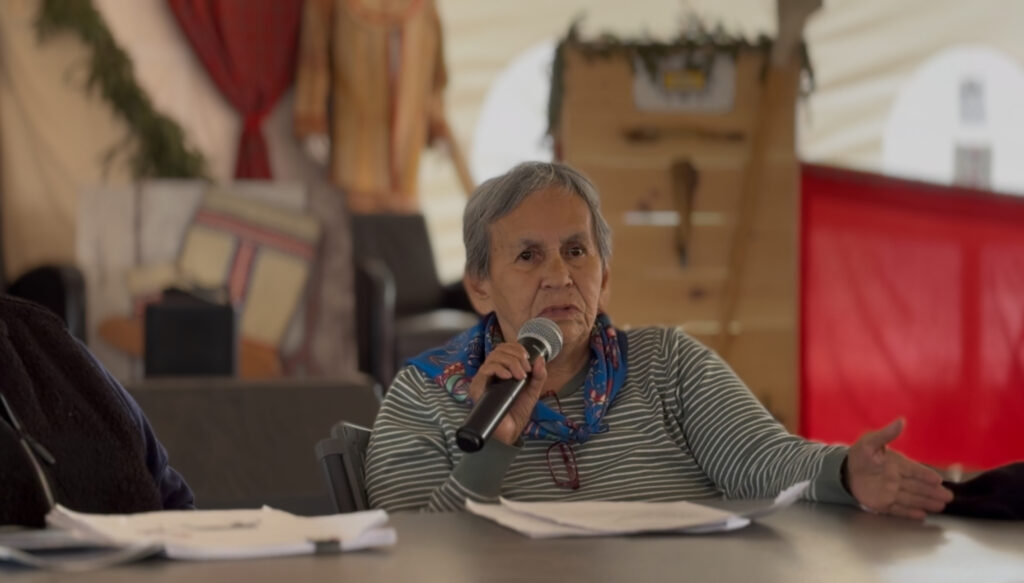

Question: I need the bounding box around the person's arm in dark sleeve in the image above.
[78,341,196,509]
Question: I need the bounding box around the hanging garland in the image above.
[34,0,207,179]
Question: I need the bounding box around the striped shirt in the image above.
[366,327,854,512]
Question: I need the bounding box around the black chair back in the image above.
[128,377,380,515]
[351,214,444,316]
[350,213,479,388]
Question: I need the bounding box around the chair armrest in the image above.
[315,421,372,514]
[7,265,87,341]
[315,437,357,513]
[355,257,397,388]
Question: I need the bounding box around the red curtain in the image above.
[801,164,1024,469]
[167,0,303,178]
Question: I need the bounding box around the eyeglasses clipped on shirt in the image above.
[0,392,57,510]
[544,391,580,490]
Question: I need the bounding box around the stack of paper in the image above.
[466,481,808,538]
[44,505,396,561]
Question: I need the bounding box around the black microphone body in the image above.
[456,335,552,453]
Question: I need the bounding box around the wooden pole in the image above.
[713,0,820,357]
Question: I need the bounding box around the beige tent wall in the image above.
[800,0,1024,169]
[93,0,325,188]
[0,0,325,282]
[0,0,133,280]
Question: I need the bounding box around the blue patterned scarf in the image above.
[407,312,628,444]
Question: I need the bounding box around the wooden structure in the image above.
[552,3,817,430]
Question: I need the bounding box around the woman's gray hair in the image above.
[463,161,612,279]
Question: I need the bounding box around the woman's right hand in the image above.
[467,342,548,446]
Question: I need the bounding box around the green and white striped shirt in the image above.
[366,327,854,512]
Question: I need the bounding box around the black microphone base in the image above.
[456,428,485,453]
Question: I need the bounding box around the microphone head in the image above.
[517,317,563,360]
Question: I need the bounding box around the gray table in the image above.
[6,503,1024,582]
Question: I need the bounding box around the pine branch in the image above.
[35,0,208,179]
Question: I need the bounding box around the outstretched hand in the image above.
[846,419,954,520]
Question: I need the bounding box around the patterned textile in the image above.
[177,189,322,348]
[407,313,628,444]
[293,0,447,212]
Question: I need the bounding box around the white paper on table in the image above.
[739,480,809,520]
[465,501,604,539]
[466,481,809,539]
[45,505,397,561]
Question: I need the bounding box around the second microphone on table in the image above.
[456,317,563,453]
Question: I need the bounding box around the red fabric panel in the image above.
[167,0,303,178]
[801,164,1024,468]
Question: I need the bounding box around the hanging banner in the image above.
[801,164,1024,469]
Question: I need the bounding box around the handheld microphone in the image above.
[456,318,563,453]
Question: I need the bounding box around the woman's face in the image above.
[466,187,609,362]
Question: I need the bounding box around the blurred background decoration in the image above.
[36,0,208,179]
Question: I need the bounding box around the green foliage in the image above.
[35,0,207,179]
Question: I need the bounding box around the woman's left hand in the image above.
[845,419,954,520]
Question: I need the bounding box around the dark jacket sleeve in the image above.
[79,342,196,509]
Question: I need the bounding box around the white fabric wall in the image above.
[800,0,1024,175]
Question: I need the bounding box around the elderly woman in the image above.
[365,162,952,519]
